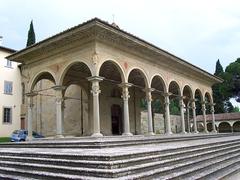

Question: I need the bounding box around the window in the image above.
[5,59,12,68]
[4,81,13,94]
[3,107,12,123]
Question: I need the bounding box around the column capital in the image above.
[118,82,132,88]
[52,85,66,91]
[144,88,155,102]
[25,92,38,97]
[87,76,104,82]
[163,92,172,97]
[120,83,131,101]
[209,103,216,107]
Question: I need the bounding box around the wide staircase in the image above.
[0,134,240,179]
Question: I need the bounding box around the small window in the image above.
[3,107,12,124]
[5,59,12,68]
[4,81,13,95]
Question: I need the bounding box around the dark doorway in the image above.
[21,117,25,129]
[111,104,122,135]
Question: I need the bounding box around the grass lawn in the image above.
[0,137,10,143]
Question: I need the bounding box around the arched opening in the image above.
[197,123,204,132]
[128,68,148,135]
[183,85,193,132]
[61,62,92,136]
[205,92,212,114]
[168,81,181,133]
[99,60,124,135]
[111,104,122,135]
[218,122,232,133]
[150,75,166,134]
[194,89,203,132]
[233,121,240,132]
[30,72,56,137]
[63,84,88,136]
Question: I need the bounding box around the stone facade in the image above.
[7,18,222,139]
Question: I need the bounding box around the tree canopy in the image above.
[26,20,36,47]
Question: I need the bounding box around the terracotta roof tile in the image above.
[197,112,240,121]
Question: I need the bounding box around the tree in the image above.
[224,58,240,102]
[214,59,224,76]
[212,59,225,113]
[26,20,36,47]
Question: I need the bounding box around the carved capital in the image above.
[144,88,155,102]
[119,83,132,101]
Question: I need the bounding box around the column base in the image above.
[181,131,187,134]
[204,130,209,133]
[165,131,173,135]
[212,130,217,133]
[26,136,33,141]
[55,134,64,138]
[122,132,133,136]
[147,132,155,136]
[91,133,103,137]
[194,131,199,134]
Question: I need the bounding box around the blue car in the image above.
[10,130,44,142]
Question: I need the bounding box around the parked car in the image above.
[10,130,44,142]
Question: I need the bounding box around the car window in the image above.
[13,130,20,134]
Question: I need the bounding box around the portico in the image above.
[7,18,222,139]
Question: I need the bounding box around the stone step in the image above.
[0,141,240,178]
[1,135,240,163]
[1,133,236,149]
[0,140,240,170]
[164,151,240,180]
[116,146,240,178]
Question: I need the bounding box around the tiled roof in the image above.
[0,46,16,53]
[197,112,240,121]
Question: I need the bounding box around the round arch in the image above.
[59,61,93,86]
[98,60,126,83]
[168,81,181,96]
[218,122,232,133]
[204,91,213,104]
[150,74,167,93]
[233,121,240,132]
[194,89,204,102]
[29,70,56,91]
[127,67,149,88]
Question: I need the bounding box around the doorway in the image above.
[111,104,122,135]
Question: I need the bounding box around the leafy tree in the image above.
[233,106,240,112]
[224,58,240,102]
[26,20,36,47]
[170,99,180,115]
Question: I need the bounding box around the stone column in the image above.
[201,102,208,133]
[145,88,155,135]
[179,97,186,134]
[186,103,191,132]
[53,85,65,138]
[191,100,199,133]
[26,92,37,141]
[164,93,172,134]
[210,103,217,133]
[119,83,133,136]
[88,76,104,137]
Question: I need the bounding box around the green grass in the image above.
[0,137,10,143]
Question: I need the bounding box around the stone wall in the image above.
[141,111,182,134]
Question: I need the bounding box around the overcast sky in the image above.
[0,0,240,74]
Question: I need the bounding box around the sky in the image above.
[0,0,240,74]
